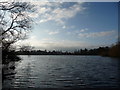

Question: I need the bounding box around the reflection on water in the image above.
[3,55,120,88]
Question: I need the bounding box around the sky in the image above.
[16,2,118,51]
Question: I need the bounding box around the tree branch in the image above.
[2,13,19,35]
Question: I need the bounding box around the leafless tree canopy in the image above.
[0,2,34,50]
[19,45,34,52]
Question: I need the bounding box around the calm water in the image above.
[3,55,120,88]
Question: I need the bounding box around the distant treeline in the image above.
[16,47,109,55]
[16,43,120,57]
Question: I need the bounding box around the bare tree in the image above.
[0,2,34,51]
[19,45,34,52]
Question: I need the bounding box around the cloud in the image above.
[36,40,90,51]
[30,2,85,24]
[28,12,39,18]
[48,31,59,35]
[78,30,116,38]
[62,25,66,29]
[15,35,90,51]
[45,30,59,35]
[66,28,88,35]
[79,28,88,32]
[73,28,88,34]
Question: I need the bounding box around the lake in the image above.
[3,55,120,89]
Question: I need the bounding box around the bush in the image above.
[108,43,120,57]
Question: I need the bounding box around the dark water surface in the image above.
[3,55,120,88]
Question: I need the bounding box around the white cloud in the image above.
[37,40,90,50]
[48,31,59,35]
[28,12,39,18]
[15,35,90,50]
[66,28,88,35]
[45,30,60,35]
[30,2,85,24]
[78,30,116,38]
[79,28,88,32]
[62,25,66,29]
[73,28,88,34]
